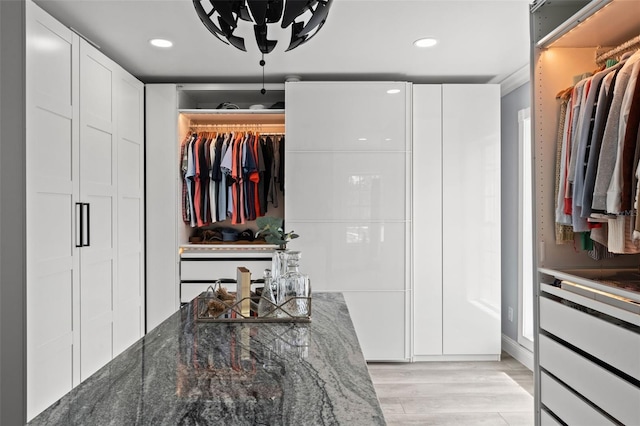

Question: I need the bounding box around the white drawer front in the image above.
[180,259,270,281]
[539,334,640,425]
[540,296,640,380]
[541,372,615,426]
[540,410,561,426]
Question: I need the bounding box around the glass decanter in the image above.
[277,251,310,318]
[258,269,277,318]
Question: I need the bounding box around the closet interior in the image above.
[531,0,640,424]
[177,87,286,245]
[174,86,287,304]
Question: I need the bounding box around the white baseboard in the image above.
[502,334,534,371]
[412,354,500,362]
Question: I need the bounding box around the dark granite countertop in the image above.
[28,292,386,425]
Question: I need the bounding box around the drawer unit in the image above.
[180,259,271,282]
[539,334,640,425]
[179,247,273,303]
[540,372,615,425]
[540,295,640,380]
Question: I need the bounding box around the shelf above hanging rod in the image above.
[180,110,285,126]
[596,33,640,66]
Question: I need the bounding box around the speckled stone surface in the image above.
[29,292,386,425]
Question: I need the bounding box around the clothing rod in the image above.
[189,124,284,128]
[596,33,640,65]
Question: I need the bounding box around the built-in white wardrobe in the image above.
[146,81,501,362]
[26,2,145,420]
[531,1,640,425]
[412,84,502,360]
[285,81,413,361]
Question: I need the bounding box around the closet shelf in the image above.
[180,109,285,125]
[179,109,285,115]
[536,0,640,49]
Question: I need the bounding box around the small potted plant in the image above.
[255,217,299,250]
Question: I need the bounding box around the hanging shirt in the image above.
[185,135,197,227]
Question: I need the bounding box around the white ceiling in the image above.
[33,0,533,85]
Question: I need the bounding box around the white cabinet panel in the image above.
[286,221,407,292]
[286,152,407,221]
[145,84,180,330]
[442,85,501,356]
[343,291,408,361]
[412,85,443,356]
[285,82,409,151]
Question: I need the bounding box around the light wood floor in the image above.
[367,353,534,426]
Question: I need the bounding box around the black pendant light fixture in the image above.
[193,0,333,54]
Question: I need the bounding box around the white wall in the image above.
[501,82,531,342]
[0,0,27,423]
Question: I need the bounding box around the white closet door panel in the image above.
[80,257,114,379]
[114,253,143,355]
[441,85,501,356]
[79,39,117,382]
[30,270,73,345]
[119,197,141,247]
[81,126,114,186]
[118,137,142,196]
[26,3,80,420]
[26,8,73,117]
[81,47,113,132]
[32,107,73,181]
[286,152,406,221]
[286,221,406,292]
[117,76,143,143]
[145,84,179,331]
[29,333,73,419]
[114,71,144,350]
[33,193,73,259]
[412,85,443,356]
[285,81,408,151]
[343,291,407,361]
[80,315,113,380]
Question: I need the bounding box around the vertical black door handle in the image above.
[75,202,83,247]
[82,203,91,247]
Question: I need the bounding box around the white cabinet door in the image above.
[285,81,410,361]
[79,40,117,380]
[25,3,79,419]
[441,85,501,356]
[114,70,145,356]
[412,85,443,356]
[145,84,179,330]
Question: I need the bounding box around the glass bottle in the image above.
[277,251,310,317]
[271,249,290,285]
[258,269,277,318]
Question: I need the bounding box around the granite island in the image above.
[29,293,386,425]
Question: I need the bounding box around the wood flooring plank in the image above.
[399,394,533,414]
[499,411,535,426]
[383,412,510,425]
[374,381,532,399]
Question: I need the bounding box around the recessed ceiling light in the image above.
[414,38,438,48]
[387,89,401,94]
[150,39,173,48]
